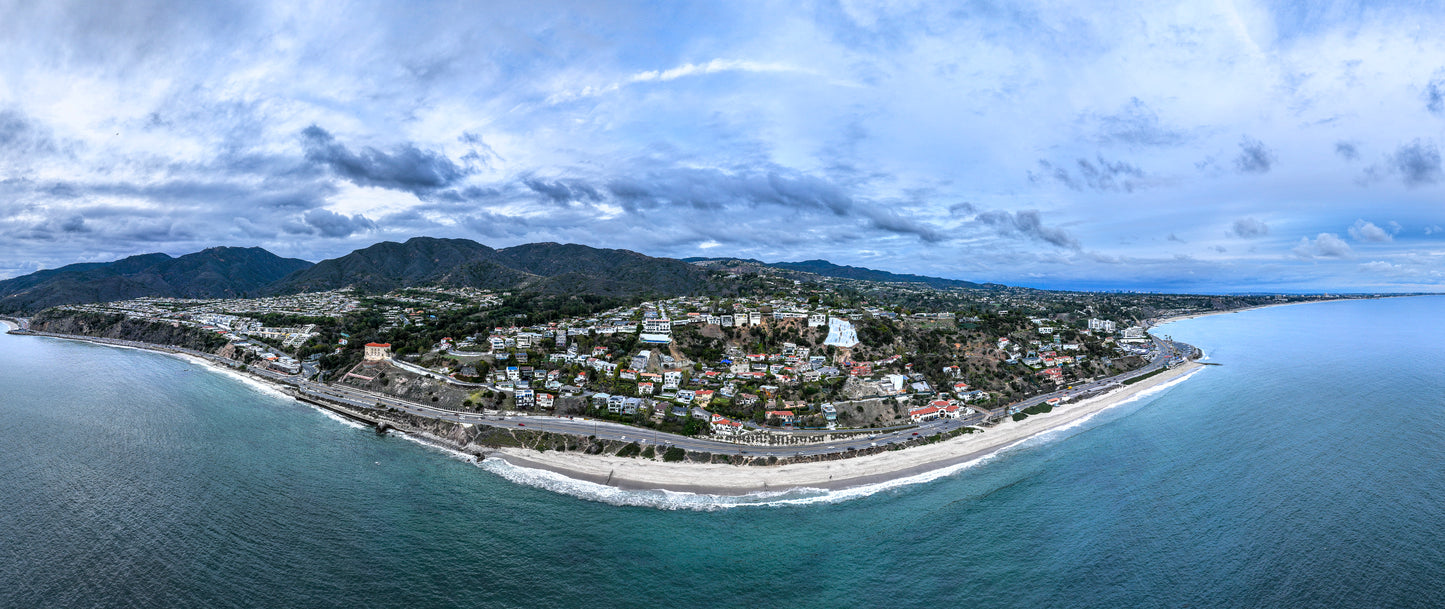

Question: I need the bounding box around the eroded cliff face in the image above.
[28,310,231,354]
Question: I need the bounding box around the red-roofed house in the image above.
[364,342,392,361]
[766,410,795,425]
[909,405,942,422]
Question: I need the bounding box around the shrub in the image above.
[616,442,642,458]
[1012,412,1028,421]
[663,446,686,462]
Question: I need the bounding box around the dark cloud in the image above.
[300,126,470,196]
[1167,233,1185,243]
[1030,156,1148,192]
[1234,137,1275,174]
[522,177,603,205]
[1090,98,1187,147]
[976,210,1081,249]
[1389,139,1442,187]
[0,109,61,162]
[1229,217,1269,238]
[302,209,377,238]
[602,167,947,242]
[458,131,500,170]
[1427,77,1445,116]
[1334,141,1359,161]
[947,201,975,215]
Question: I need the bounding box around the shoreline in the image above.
[1151,294,1421,329]
[7,325,1205,498]
[488,361,1204,496]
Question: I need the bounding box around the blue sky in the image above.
[2,0,1443,292]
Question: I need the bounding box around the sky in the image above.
[2,0,1443,293]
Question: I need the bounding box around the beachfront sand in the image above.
[493,361,1204,495]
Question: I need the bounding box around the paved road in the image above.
[251,365,978,457]
[12,325,1190,459]
[256,335,1188,458]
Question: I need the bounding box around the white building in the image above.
[363,342,392,361]
[823,317,860,348]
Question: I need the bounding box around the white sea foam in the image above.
[394,430,482,464]
[477,439,1028,511]
[45,334,295,402]
[477,458,833,510]
[481,366,1207,511]
[309,405,370,430]
[1014,366,1204,447]
[164,352,294,401]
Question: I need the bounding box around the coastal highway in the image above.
[257,367,981,457]
[11,326,1189,459]
[252,335,1188,459]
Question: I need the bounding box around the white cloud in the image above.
[627,59,803,84]
[1348,219,1397,243]
[1293,233,1353,258]
[1229,217,1269,238]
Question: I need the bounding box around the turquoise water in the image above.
[2,297,1443,608]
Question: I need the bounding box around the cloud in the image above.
[1348,219,1397,243]
[1234,137,1276,174]
[1388,139,1442,187]
[1229,217,1269,238]
[522,177,603,206]
[1427,77,1445,116]
[601,167,948,242]
[300,126,470,196]
[556,59,811,102]
[1334,141,1359,161]
[1426,225,1443,235]
[1089,98,1187,147]
[1360,260,1401,274]
[0,109,65,168]
[301,208,377,238]
[976,210,1081,250]
[1030,156,1149,192]
[1292,233,1352,258]
[628,59,802,84]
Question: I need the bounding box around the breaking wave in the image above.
[478,365,1206,511]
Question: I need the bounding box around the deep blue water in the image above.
[2,296,1443,608]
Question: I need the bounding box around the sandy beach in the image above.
[492,360,1204,495]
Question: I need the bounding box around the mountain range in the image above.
[0,238,988,314]
[686,257,994,290]
[265,238,712,297]
[0,247,312,313]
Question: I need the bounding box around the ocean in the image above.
[1,296,1442,608]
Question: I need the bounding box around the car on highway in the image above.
[517,423,525,427]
